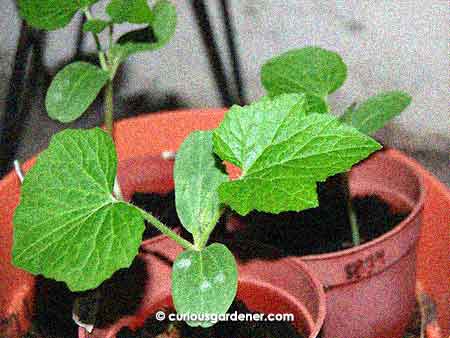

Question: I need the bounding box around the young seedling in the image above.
[261,46,412,246]
[16,0,176,330]
[18,0,177,137]
[13,93,381,328]
[13,2,384,329]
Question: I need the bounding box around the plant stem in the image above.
[136,206,196,251]
[82,8,108,70]
[341,172,361,246]
[82,7,124,202]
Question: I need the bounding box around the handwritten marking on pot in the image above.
[345,249,386,281]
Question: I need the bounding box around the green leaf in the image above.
[46,62,110,123]
[151,0,177,45]
[172,243,238,328]
[13,128,145,291]
[106,0,153,24]
[261,47,347,98]
[83,19,110,34]
[18,0,100,30]
[304,93,329,114]
[174,131,228,246]
[110,0,177,62]
[213,94,381,215]
[268,92,329,114]
[340,91,412,135]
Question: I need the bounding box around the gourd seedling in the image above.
[12,2,382,329]
[17,0,178,204]
[261,47,412,246]
[15,0,174,329]
[19,0,177,135]
[13,93,381,328]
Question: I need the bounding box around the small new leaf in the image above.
[213,94,381,215]
[18,0,100,30]
[110,0,177,62]
[340,91,412,135]
[267,92,329,114]
[83,19,110,34]
[46,62,110,123]
[304,93,329,114]
[174,131,228,246]
[261,47,347,98]
[13,129,145,291]
[172,244,238,328]
[106,0,153,24]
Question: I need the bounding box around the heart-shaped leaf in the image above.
[174,131,228,246]
[172,243,238,327]
[340,91,412,135]
[213,94,381,215]
[261,47,347,98]
[46,62,110,123]
[18,0,100,30]
[13,128,145,291]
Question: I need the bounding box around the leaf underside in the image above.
[174,131,228,244]
[45,62,110,123]
[13,128,144,292]
[213,94,381,215]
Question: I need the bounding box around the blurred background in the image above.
[0,0,448,183]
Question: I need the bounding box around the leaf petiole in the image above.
[135,205,196,251]
[82,8,109,71]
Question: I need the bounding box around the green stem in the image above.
[82,8,108,69]
[341,172,361,246]
[136,206,196,251]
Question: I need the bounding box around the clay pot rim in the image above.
[139,234,326,337]
[301,148,426,262]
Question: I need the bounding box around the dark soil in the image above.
[20,277,79,338]
[131,191,183,240]
[116,301,305,338]
[20,255,149,338]
[20,177,411,338]
[226,178,409,256]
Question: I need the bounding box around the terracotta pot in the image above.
[415,164,449,337]
[294,149,425,338]
[79,236,326,338]
[1,109,448,337]
[0,161,35,337]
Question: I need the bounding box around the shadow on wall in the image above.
[50,54,189,119]
[0,49,188,178]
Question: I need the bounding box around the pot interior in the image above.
[117,279,315,338]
